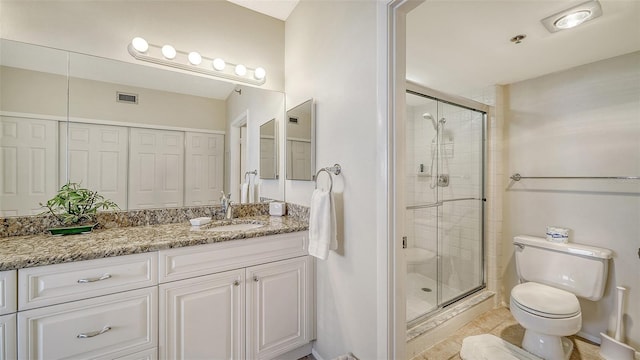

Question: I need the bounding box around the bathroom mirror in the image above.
[285,99,314,181]
[0,38,285,217]
[260,119,278,179]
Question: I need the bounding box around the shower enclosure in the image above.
[404,86,486,326]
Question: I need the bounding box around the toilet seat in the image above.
[511,282,580,319]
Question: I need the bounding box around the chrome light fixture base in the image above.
[127,40,266,86]
[541,0,603,33]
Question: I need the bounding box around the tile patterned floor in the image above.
[411,307,606,360]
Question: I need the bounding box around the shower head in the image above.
[422,112,438,130]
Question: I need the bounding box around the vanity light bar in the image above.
[127,37,266,86]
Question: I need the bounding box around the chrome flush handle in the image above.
[514,243,525,251]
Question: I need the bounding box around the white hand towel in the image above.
[241,182,249,204]
[308,188,337,260]
[249,182,256,203]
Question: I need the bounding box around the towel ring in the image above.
[315,169,334,192]
[245,169,257,182]
[314,164,341,192]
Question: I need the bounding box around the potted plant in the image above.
[41,182,119,235]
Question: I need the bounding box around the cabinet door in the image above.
[0,314,16,360]
[247,256,314,360]
[160,269,244,360]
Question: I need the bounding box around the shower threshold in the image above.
[407,289,494,342]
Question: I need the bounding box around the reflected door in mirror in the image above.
[285,99,314,181]
[260,119,277,179]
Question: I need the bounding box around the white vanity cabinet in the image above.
[247,256,314,360]
[0,270,17,360]
[16,253,158,360]
[158,231,315,360]
[160,269,245,359]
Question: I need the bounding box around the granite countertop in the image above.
[0,216,308,271]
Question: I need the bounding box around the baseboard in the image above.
[312,348,325,360]
[577,330,602,344]
[273,343,313,360]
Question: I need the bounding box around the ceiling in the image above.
[226,0,298,21]
[407,0,640,96]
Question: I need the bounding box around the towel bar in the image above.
[510,173,640,181]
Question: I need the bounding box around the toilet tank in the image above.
[514,235,612,301]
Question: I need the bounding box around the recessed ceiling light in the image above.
[541,0,602,33]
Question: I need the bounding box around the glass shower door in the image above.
[405,92,441,323]
[405,89,486,326]
[436,101,485,306]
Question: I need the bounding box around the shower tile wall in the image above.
[406,100,484,298]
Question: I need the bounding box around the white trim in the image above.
[383,1,425,359]
[577,330,601,345]
[311,348,325,360]
[230,111,249,203]
[286,137,311,143]
[0,111,225,135]
[0,111,67,122]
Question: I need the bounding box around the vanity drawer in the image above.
[18,287,157,360]
[0,271,16,315]
[159,231,308,283]
[18,252,157,310]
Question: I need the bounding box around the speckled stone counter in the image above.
[0,215,308,271]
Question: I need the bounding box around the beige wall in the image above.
[0,66,67,117]
[1,66,225,131]
[69,77,226,131]
[0,1,285,91]
[503,51,640,348]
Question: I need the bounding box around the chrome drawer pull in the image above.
[77,325,112,338]
[77,273,112,283]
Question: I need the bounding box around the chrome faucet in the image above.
[225,201,233,220]
[220,191,231,218]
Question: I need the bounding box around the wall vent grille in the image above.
[117,92,138,104]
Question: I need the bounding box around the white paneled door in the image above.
[129,128,184,209]
[184,132,224,206]
[60,122,128,210]
[0,116,58,216]
[286,140,311,181]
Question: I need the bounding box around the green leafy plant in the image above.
[41,182,119,226]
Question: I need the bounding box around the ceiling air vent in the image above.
[117,92,138,104]
[289,117,298,124]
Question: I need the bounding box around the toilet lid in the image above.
[511,282,580,319]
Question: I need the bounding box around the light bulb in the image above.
[161,45,176,60]
[253,67,266,80]
[131,37,149,53]
[212,58,226,71]
[188,52,202,65]
[235,64,247,76]
[554,10,591,29]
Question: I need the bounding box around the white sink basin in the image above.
[205,223,264,232]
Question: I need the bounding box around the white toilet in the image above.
[510,235,612,360]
